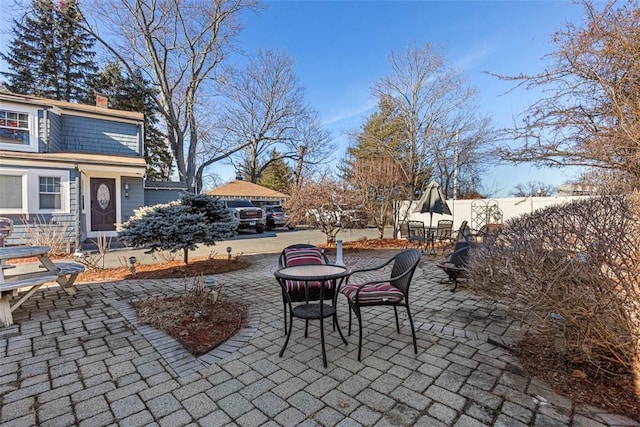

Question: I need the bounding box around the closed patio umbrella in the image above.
[413,180,451,230]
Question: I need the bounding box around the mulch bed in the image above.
[134,296,249,356]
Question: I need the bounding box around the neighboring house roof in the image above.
[0,150,147,175]
[207,180,290,200]
[0,92,143,122]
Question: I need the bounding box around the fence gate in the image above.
[471,199,503,230]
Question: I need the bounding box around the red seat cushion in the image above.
[284,247,324,266]
[340,281,404,304]
[285,279,334,293]
[283,247,330,294]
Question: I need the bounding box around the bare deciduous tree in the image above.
[372,43,492,216]
[348,156,404,239]
[78,0,259,192]
[219,48,334,184]
[510,181,557,197]
[291,112,334,187]
[286,178,359,244]
[496,1,640,187]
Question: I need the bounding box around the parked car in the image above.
[221,199,265,233]
[264,205,295,231]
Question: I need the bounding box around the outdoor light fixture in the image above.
[204,276,218,289]
[226,246,232,261]
[204,276,221,302]
[124,182,130,198]
[128,256,137,275]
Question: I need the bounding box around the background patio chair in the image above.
[432,219,454,253]
[407,220,428,250]
[0,217,13,248]
[339,249,422,360]
[399,222,410,248]
[437,221,474,291]
[277,244,335,335]
[0,217,14,270]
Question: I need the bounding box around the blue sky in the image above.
[232,0,587,196]
[0,1,587,196]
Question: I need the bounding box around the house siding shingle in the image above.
[45,110,64,152]
[62,115,140,156]
[121,177,144,223]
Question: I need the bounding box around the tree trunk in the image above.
[183,248,189,265]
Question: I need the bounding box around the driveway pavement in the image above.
[1,246,639,426]
[81,227,388,269]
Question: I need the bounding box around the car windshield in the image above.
[225,200,255,208]
[269,206,284,212]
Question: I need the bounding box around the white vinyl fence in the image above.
[398,195,587,233]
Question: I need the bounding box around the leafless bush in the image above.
[467,195,640,383]
[91,232,111,256]
[20,215,71,255]
[183,275,223,319]
[73,232,111,271]
[88,232,111,269]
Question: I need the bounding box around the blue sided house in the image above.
[0,91,176,250]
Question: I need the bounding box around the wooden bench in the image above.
[1,274,59,326]
[0,246,84,327]
[39,262,86,296]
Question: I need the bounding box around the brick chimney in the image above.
[95,94,109,108]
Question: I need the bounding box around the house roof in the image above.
[0,92,143,122]
[0,150,148,176]
[207,180,290,200]
[145,181,188,190]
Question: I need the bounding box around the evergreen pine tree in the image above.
[257,149,293,194]
[0,0,98,102]
[90,63,174,180]
[56,0,98,102]
[1,0,56,96]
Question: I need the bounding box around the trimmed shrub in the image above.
[467,195,640,388]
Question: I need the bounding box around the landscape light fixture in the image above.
[226,246,232,261]
[204,276,221,302]
[128,256,137,275]
[204,276,218,290]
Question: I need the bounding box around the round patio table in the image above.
[274,264,349,368]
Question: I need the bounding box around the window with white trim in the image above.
[0,105,39,152]
[0,110,30,145]
[39,176,61,210]
[0,174,24,211]
[0,169,69,214]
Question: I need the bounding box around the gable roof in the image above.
[0,150,148,176]
[207,180,290,200]
[0,92,143,122]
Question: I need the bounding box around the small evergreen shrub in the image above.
[118,193,238,264]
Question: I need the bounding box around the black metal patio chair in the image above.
[432,219,454,253]
[436,221,474,291]
[339,249,422,360]
[277,244,335,335]
[407,221,428,250]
